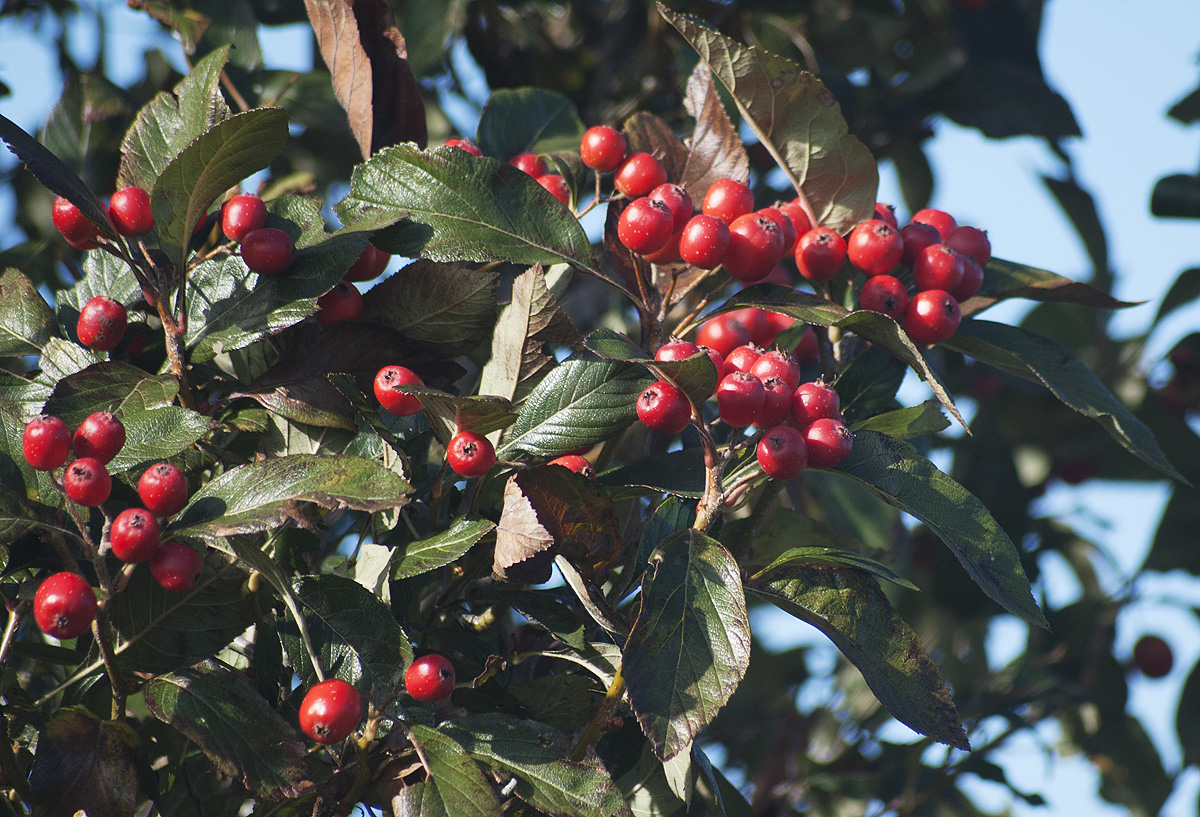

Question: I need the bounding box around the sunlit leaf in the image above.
[392,517,495,579]
[0,269,56,356]
[394,725,503,817]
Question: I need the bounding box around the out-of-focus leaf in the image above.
[28,707,141,817]
[1151,173,1200,219]
[835,346,907,423]
[680,62,749,198]
[962,258,1138,316]
[1145,485,1200,574]
[392,517,495,579]
[1043,175,1109,288]
[1177,658,1200,765]
[852,402,949,439]
[1156,268,1200,324]
[476,87,585,158]
[0,269,55,356]
[393,725,503,817]
[600,448,707,499]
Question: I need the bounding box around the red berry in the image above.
[903,289,961,345]
[446,431,496,478]
[678,214,731,269]
[138,462,189,517]
[750,350,801,391]
[910,208,957,241]
[699,346,725,380]
[344,245,390,282]
[33,572,97,639]
[643,231,682,265]
[702,179,754,225]
[729,308,773,348]
[222,194,268,242]
[300,678,363,743]
[792,381,841,429]
[756,425,808,480]
[509,152,548,178]
[757,207,798,256]
[793,326,819,364]
[77,295,127,352]
[445,138,483,157]
[724,344,764,377]
[374,365,425,417]
[716,371,765,428]
[537,173,571,207]
[614,153,667,198]
[859,274,908,320]
[22,416,71,471]
[648,184,694,232]
[847,220,903,277]
[944,225,991,267]
[777,199,813,237]
[655,340,701,363]
[315,281,363,328]
[763,311,796,346]
[52,196,101,245]
[617,198,674,255]
[637,380,691,434]
[899,222,942,268]
[804,418,853,468]
[757,376,794,428]
[580,126,627,172]
[72,411,126,464]
[110,507,161,563]
[695,315,750,358]
[1133,635,1173,679]
[912,244,964,292]
[724,213,784,282]
[149,542,204,592]
[548,454,596,480]
[241,227,295,275]
[873,202,898,229]
[795,227,847,283]
[108,187,154,237]
[951,255,984,302]
[405,654,456,702]
[64,458,111,507]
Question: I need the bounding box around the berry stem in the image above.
[570,664,627,762]
[692,421,724,534]
[0,599,31,673]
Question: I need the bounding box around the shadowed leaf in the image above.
[394,725,503,817]
[961,258,1138,316]
[28,707,141,817]
[680,62,749,197]
[476,87,585,158]
[392,517,495,579]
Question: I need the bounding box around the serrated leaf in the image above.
[168,454,411,538]
[624,530,750,761]
[680,62,749,197]
[55,251,143,325]
[661,5,876,232]
[852,401,949,439]
[945,319,1184,482]
[834,430,1047,627]
[38,337,102,382]
[0,484,38,545]
[392,517,495,579]
[28,707,140,817]
[585,328,717,409]
[751,546,917,590]
[499,354,652,458]
[394,725,503,817]
[476,87,585,158]
[748,563,968,749]
[0,269,55,355]
[144,659,314,800]
[962,258,1138,316]
[380,384,516,444]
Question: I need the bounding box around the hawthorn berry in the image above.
[951,255,984,302]
[1132,635,1173,679]
[221,193,268,242]
[730,308,774,348]
[873,202,899,228]
[763,311,797,345]
[64,458,112,507]
[793,326,819,364]
[912,244,964,293]
[405,654,457,702]
[654,340,701,362]
[702,178,754,225]
[548,454,596,480]
[944,225,991,267]
[648,184,694,232]
[695,314,750,358]
[22,415,71,471]
[777,199,813,238]
[150,542,204,592]
[300,678,363,744]
[847,220,903,277]
[758,207,798,255]
[108,186,155,237]
[509,152,548,177]
[750,350,801,391]
[725,344,764,377]
[77,295,128,352]
[717,371,765,428]
[678,214,730,269]
[446,431,496,478]
[795,227,847,283]
[617,197,674,255]
[344,245,390,282]
[374,365,425,416]
[792,381,841,429]
[899,221,942,268]
[33,572,97,640]
[613,152,667,198]
[643,231,682,265]
[804,418,854,468]
[241,227,295,275]
[859,274,908,320]
[757,377,795,428]
[138,462,189,517]
[445,138,483,156]
[903,289,961,345]
[537,173,571,207]
[724,213,784,282]
[52,196,100,246]
[110,507,161,563]
[72,411,125,464]
[579,125,627,172]
[756,425,808,480]
[910,208,957,241]
[315,281,363,328]
[637,380,691,434]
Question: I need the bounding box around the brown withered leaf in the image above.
[623,112,689,184]
[304,0,427,159]
[680,62,749,198]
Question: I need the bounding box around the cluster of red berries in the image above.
[221,192,296,276]
[313,242,390,328]
[52,187,155,250]
[445,135,574,207]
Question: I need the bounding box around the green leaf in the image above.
[395,725,504,817]
[476,87,586,158]
[153,108,290,271]
[835,346,907,422]
[1156,268,1200,324]
[385,385,516,445]
[143,659,314,800]
[38,337,102,383]
[747,563,968,749]
[965,258,1137,315]
[660,5,876,233]
[0,484,38,545]
[751,546,917,590]
[335,144,598,273]
[506,674,599,732]
[488,586,587,651]
[624,529,751,761]
[852,402,949,439]
[834,430,1047,628]
[499,354,652,458]
[599,447,707,499]
[55,251,143,326]
[585,328,717,409]
[1177,659,1200,765]
[168,454,411,539]
[0,269,55,355]
[392,517,495,580]
[945,319,1185,482]
[360,259,499,356]
[440,713,632,817]
[638,496,696,569]
[28,707,141,817]
[1146,485,1200,573]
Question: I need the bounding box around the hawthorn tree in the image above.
[0,2,1197,816]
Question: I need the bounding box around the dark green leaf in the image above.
[392,517,495,580]
[748,564,968,749]
[489,586,587,651]
[1177,658,1200,765]
[1156,268,1200,324]
[55,251,143,326]
[752,546,917,590]
[394,725,503,817]
[383,385,516,444]
[0,484,38,545]
[852,402,949,439]
[476,87,585,158]
[1145,485,1200,573]
[506,674,599,732]
[28,707,141,817]
[1150,173,1200,219]
[1043,175,1109,288]
[599,447,707,499]
[835,346,907,422]
[963,258,1138,316]
[0,269,55,356]
[624,529,751,760]
[638,496,696,569]
[37,337,102,384]
[586,328,717,409]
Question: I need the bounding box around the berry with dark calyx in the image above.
[537,174,571,207]
[614,152,667,198]
[548,454,596,480]
[64,458,111,507]
[757,207,798,255]
[910,208,957,241]
[52,196,101,245]
[637,380,691,434]
[756,425,808,480]
[445,138,483,156]
[241,227,295,275]
[110,508,161,563]
[648,184,694,232]
[77,295,127,352]
[725,344,764,377]
[912,244,964,293]
[315,281,363,328]
[757,376,794,428]
[72,411,125,463]
[374,365,425,416]
[792,381,842,429]
[150,542,204,592]
[23,415,71,471]
[696,314,750,358]
[899,221,942,268]
[34,572,97,639]
[795,227,847,283]
[717,371,765,428]
[804,418,853,468]
[655,340,701,362]
[221,193,268,242]
[702,178,754,225]
[617,198,674,255]
[580,125,627,172]
[951,255,984,302]
[859,274,908,320]
[750,350,801,391]
[944,225,991,267]
[344,245,390,282]
[300,679,363,744]
[724,213,784,282]
[138,462,189,517]
[446,431,496,478]
[405,654,457,702]
[643,231,682,265]
[873,202,898,228]
[509,152,548,177]
[847,220,903,277]
[777,199,813,238]
[1133,634,1173,679]
[109,186,154,236]
[678,214,731,269]
[903,289,961,345]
